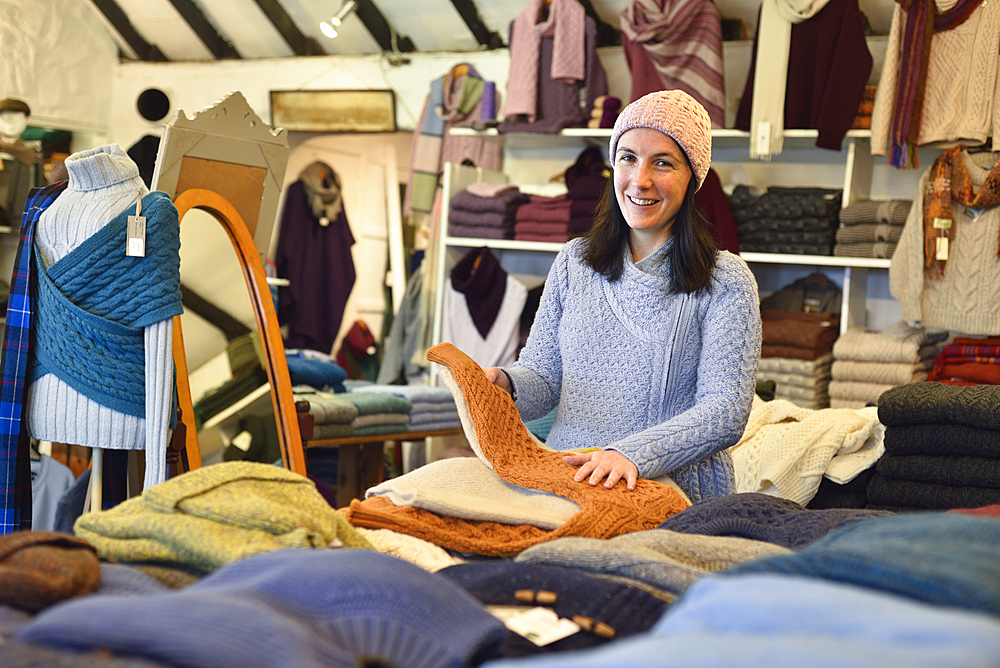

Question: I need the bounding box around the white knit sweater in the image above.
[25,144,174,489]
[889,151,1000,336]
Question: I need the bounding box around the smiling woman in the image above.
[484,90,763,504]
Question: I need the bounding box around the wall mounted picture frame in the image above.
[270,89,397,133]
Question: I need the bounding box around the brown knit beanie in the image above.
[609,90,712,191]
[0,97,31,116]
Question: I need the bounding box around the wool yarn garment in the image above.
[0,641,172,668]
[882,423,1000,459]
[728,397,885,505]
[440,561,669,657]
[878,381,1000,430]
[20,549,506,668]
[354,528,466,573]
[514,528,790,596]
[866,477,1000,511]
[832,320,947,364]
[658,493,893,549]
[727,512,1000,616]
[75,461,373,573]
[341,343,689,556]
[0,531,100,613]
[479,572,1000,668]
[365,456,580,531]
[876,454,1000,489]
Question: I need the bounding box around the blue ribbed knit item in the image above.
[29,191,182,418]
[20,549,506,668]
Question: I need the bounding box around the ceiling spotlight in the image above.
[320,0,357,39]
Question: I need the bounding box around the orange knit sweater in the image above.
[340,343,689,556]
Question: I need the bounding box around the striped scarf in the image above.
[889,0,983,168]
[619,0,725,128]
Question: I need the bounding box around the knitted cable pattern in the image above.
[341,343,689,557]
[878,382,1000,430]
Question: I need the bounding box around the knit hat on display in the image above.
[609,89,712,190]
[0,98,31,116]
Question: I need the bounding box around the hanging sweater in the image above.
[24,145,176,490]
[871,0,1000,159]
[889,151,1000,336]
[504,238,762,502]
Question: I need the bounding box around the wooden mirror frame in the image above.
[172,188,306,475]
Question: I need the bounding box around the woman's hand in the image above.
[563,450,639,491]
[484,367,511,392]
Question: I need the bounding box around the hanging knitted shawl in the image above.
[922,147,1000,279]
[619,0,725,128]
[30,191,183,418]
[298,161,342,223]
[889,0,982,169]
[503,0,586,122]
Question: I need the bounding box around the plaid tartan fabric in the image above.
[0,182,67,534]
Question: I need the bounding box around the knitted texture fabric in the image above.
[727,512,1000,616]
[75,461,373,573]
[609,89,712,189]
[838,199,912,225]
[882,423,1000,458]
[292,387,358,424]
[505,238,761,501]
[365,456,580,530]
[341,343,689,557]
[831,359,929,385]
[832,320,946,364]
[0,641,173,668]
[0,531,100,613]
[878,381,1000,430]
[877,454,1000,489]
[20,549,507,668]
[355,528,466,573]
[514,528,791,596]
[866,477,1000,510]
[440,561,668,657]
[728,397,885,505]
[657,492,893,549]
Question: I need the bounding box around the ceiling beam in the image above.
[354,0,415,53]
[249,0,327,56]
[448,0,504,50]
[576,0,621,47]
[165,0,242,59]
[88,0,169,61]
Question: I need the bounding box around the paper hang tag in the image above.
[319,216,330,227]
[932,217,952,230]
[230,431,253,452]
[126,194,146,257]
[498,607,580,647]
[935,236,949,261]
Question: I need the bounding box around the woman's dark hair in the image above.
[582,164,717,295]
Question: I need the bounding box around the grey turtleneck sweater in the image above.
[25,144,174,489]
[505,237,762,503]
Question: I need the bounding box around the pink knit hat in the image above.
[609,90,712,191]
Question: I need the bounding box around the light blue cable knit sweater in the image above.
[505,237,762,502]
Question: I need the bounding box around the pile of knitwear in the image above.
[513,146,608,242]
[828,321,948,409]
[284,348,348,393]
[448,182,529,240]
[349,382,460,432]
[869,383,1000,511]
[928,336,1000,386]
[292,385,413,440]
[834,198,911,259]
[730,186,842,255]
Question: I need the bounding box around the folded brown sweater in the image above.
[341,343,689,556]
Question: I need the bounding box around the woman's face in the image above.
[613,128,693,253]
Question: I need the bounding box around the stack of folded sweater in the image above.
[928,337,1000,386]
[733,186,842,255]
[828,321,948,409]
[350,384,460,432]
[757,354,834,410]
[759,310,840,409]
[293,386,358,440]
[285,349,348,393]
[448,182,528,239]
[513,194,576,242]
[834,199,911,259]
[870,383,1000,511]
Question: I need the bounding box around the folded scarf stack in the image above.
[350,383,460,432]
[928,336,1000,386]
[757,353,833,410]
[828,321,948,409]
[834,198,911,259]
[448,182,529,240]
[732,187,842,255]
[870,382,1000,511]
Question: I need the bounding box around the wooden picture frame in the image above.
[269,89,397,133]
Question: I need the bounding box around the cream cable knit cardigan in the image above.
[25,145,173,489]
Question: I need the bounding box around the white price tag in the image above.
[499,607,580,647]
[127,193,147,257]
[230,430,253,452]
[935,236,949,261]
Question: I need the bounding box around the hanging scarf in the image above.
[889,0,982,169]
[748,0,831,160]
[923,147,1000,279]
[619,0,725,128]
[503,0,586,122]
[298,161,342,222]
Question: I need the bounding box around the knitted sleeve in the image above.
[607,254,762,479]
[503,244,575,422]
[887,171,927,323]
